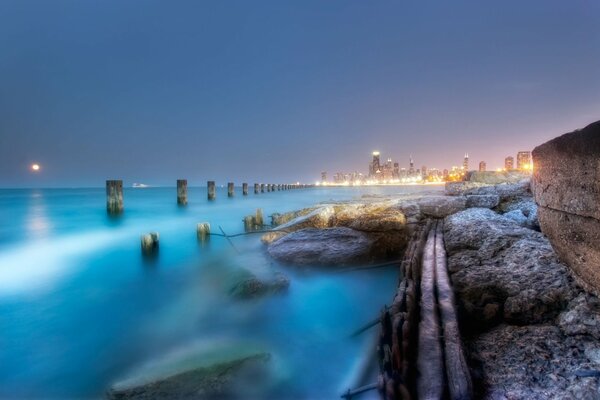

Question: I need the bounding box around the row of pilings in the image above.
[106,179,314,214]
[346,220,473,400]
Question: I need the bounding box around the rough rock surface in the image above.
[444,208,575,328]
[532,120,600,296]
[445,207,600,398]
[416,195,467,218]
[466,170,533,184]
[267,227,377,266]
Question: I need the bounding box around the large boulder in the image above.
[466,170,532,184]
[267,227,379,266]
[416,196,467,218]
[444,208,575,330]
[532,120,600,296]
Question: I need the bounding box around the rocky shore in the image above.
[260,164,600,398]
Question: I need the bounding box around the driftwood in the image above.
[341,382,378,399]
[434,222,473,400]
[416,221,444,399]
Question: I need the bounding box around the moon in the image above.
[31,163,41,172]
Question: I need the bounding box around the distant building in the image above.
[321,171,327,182]
[409,156,415,177]
[517,151,532,171]
[370,151,381,178]
[393,163,400,179]
[505,156,514,170]
[479,161,486,172]
[443,169,449,179]
[421,165,427,179]
[463,153,469,171]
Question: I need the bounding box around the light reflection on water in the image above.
[0,185,442,399]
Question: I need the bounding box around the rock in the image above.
[444,208,575,330]
[503,209,529,226]
[468,324,600,399]
[417,196,467,218]
[446,180,531,200]
[270,207,316,226]
[558,293,600,340]
[267,227,377,266]
[260,231,286,245]
[532,120,600,296]
[465,195,499,209]
[466,170,533,184]
[108,343,271,400]
[229,272,289,299]
[276,206,335,231]
[333,203,407,232]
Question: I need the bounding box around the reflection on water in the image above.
[0,186,442,399]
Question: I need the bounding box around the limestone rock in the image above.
[532,120,600,295]
[444,208,575,330]
[267,227,377,266]
[417,196,467,218]
[275,206,335,232]
[469,324,600,399]
[558,293,600,340]
[466,170,533,184]
[465,194,499,209]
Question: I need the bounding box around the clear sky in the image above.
[1,0,599,187]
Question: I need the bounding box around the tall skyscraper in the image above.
[370,151,381,177]
[321,171,327,182]
[421,165,427,179]
[479,161,486,172]
[517,151,532,170]
[505,156,514,170]
[393,162,399,179]
[409,155,415,176]
[463,153,469,171]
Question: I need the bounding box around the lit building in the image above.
[321,171,327,182]
[517,151,532,171]
[369,151,381,178]
[505,156,514,170]
[463,153,469,171]
[479,161,486,172]
[421,165,427,179]
[409,155,415,177]
[393,163,400,179]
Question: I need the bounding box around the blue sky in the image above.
[1,0,599,187]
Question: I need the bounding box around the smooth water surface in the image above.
[0,185,442,399]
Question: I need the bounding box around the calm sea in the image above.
[0,185,442,399]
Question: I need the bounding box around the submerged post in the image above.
[197,222,210,244]
[228,182,235,197]
[177,179,187,205]
[242,183,248,196]
[243,215,255,232]
[261,183,265,193]
[207,181,216,200]
[141,232,159,256]
[254,183,259,194]
[106,180,124,215]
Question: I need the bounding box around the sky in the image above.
[0,0,599,187]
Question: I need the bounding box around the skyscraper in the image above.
[370,151,381,177]
[409,155,415,177]
[463,153,469,171]
[505,156,514,170]
[479,161,486,172]
[321,171,327,182]
[517,151,532,171]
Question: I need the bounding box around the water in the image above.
[0,185,442,399]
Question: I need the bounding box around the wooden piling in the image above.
[277,184,281,191]
[141,232,159,255]
[197,222,210,243]
[177,179,187,205]
[207,181,216,200]
[267,184,271,192]
[255,208,264,227]
[228,182,234,197]
[254,183,259,194]
[261,183,265,193]
[106,180,124,214]
[243,215,255,232]
[242,183,248,196]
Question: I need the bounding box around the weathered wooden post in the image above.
[141,232,159,255]
[207,181,216,200]
[106,180,124,215]
[261,183,265,193]
[254,183,259,194]
[255,208,264,227]
[242,183,248,196]
[243,215,255,232]
[277,184,281,191]
[267,184,271,192]
[228,182,235,197]
[197,222,210,244]
[177,179,187,205]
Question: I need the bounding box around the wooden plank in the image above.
[434,222,473,400]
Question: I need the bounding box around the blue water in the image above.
[0,185,441,399]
